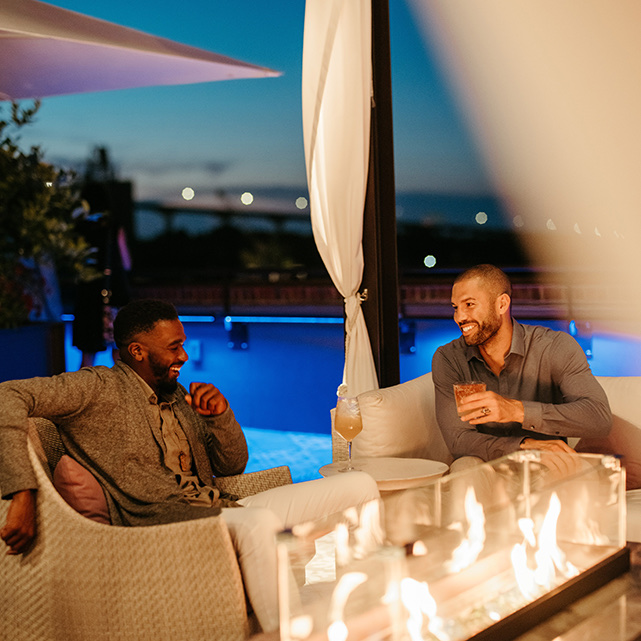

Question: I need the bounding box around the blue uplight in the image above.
[224,315,343,325]
[179,315,216,323]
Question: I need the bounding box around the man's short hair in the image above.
[113,299,179,349]
[454,264,512,300]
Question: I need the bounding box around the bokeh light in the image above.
[424,254,437,268]
[181,187,195,201]
[295,196,308,210]
[475,211,488,225]
[241,192,254,206]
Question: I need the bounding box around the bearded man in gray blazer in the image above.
[0,299,380,633]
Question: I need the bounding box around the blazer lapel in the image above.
[115,361,166,452]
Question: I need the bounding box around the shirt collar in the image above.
[464,342,482,363]
[119,361,178,405]
[509,320,526,357]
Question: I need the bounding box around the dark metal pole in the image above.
[361,0,400,388]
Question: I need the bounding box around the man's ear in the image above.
[128,341,145,362]
[497,293,511,316]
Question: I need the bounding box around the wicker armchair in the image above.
[0,418,292,641]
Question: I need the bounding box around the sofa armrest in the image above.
[577,376,641,491]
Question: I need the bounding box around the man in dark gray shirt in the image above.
[432,264,611,468]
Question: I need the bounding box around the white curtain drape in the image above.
[302,0,379,396]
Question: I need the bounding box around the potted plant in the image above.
[0,101,94,379]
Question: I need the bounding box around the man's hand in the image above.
[0,489,37,555]
[458,391,525,425]
[520,438,576,455]
[185,382,229,416]
[520,438,584,482]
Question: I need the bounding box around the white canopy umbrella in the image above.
[0,0,278,101]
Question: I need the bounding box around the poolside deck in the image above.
[244,427,332,483]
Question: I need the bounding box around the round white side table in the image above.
[319,456,449,491]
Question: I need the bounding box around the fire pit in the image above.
[277,451,627,641]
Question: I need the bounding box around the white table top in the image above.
[319,457,449,491]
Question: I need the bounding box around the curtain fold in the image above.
[302,0,379,396]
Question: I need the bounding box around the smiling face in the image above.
[451,276,506,346]
[127,319,189,395]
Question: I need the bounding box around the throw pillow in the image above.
[353,373,453,465]
[53,455,111,524]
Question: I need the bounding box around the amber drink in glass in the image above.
[453,381,486,417]
[335,396,363,472]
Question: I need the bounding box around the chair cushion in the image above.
[353,373,453,465]
[53,455,111,524]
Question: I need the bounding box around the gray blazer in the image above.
[0,361,248,525]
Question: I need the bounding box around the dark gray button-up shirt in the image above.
[432,321,612,461]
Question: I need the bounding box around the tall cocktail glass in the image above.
[335,396,363,472]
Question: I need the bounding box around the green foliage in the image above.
[0,101,94,329]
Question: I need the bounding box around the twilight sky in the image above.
[14,0,492,203]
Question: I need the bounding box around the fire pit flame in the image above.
[400,491,587,640]
[448,486,486,573]
[327,572,368,641]
[512,492,580,601]
[400,577,448,641]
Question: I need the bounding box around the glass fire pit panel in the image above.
[277,451,626,641]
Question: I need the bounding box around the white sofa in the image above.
[347,373,641,542]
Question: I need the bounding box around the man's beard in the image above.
[149,354,179,396]
[462,311,501,346]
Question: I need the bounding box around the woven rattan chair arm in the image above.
[215,465,293,499]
